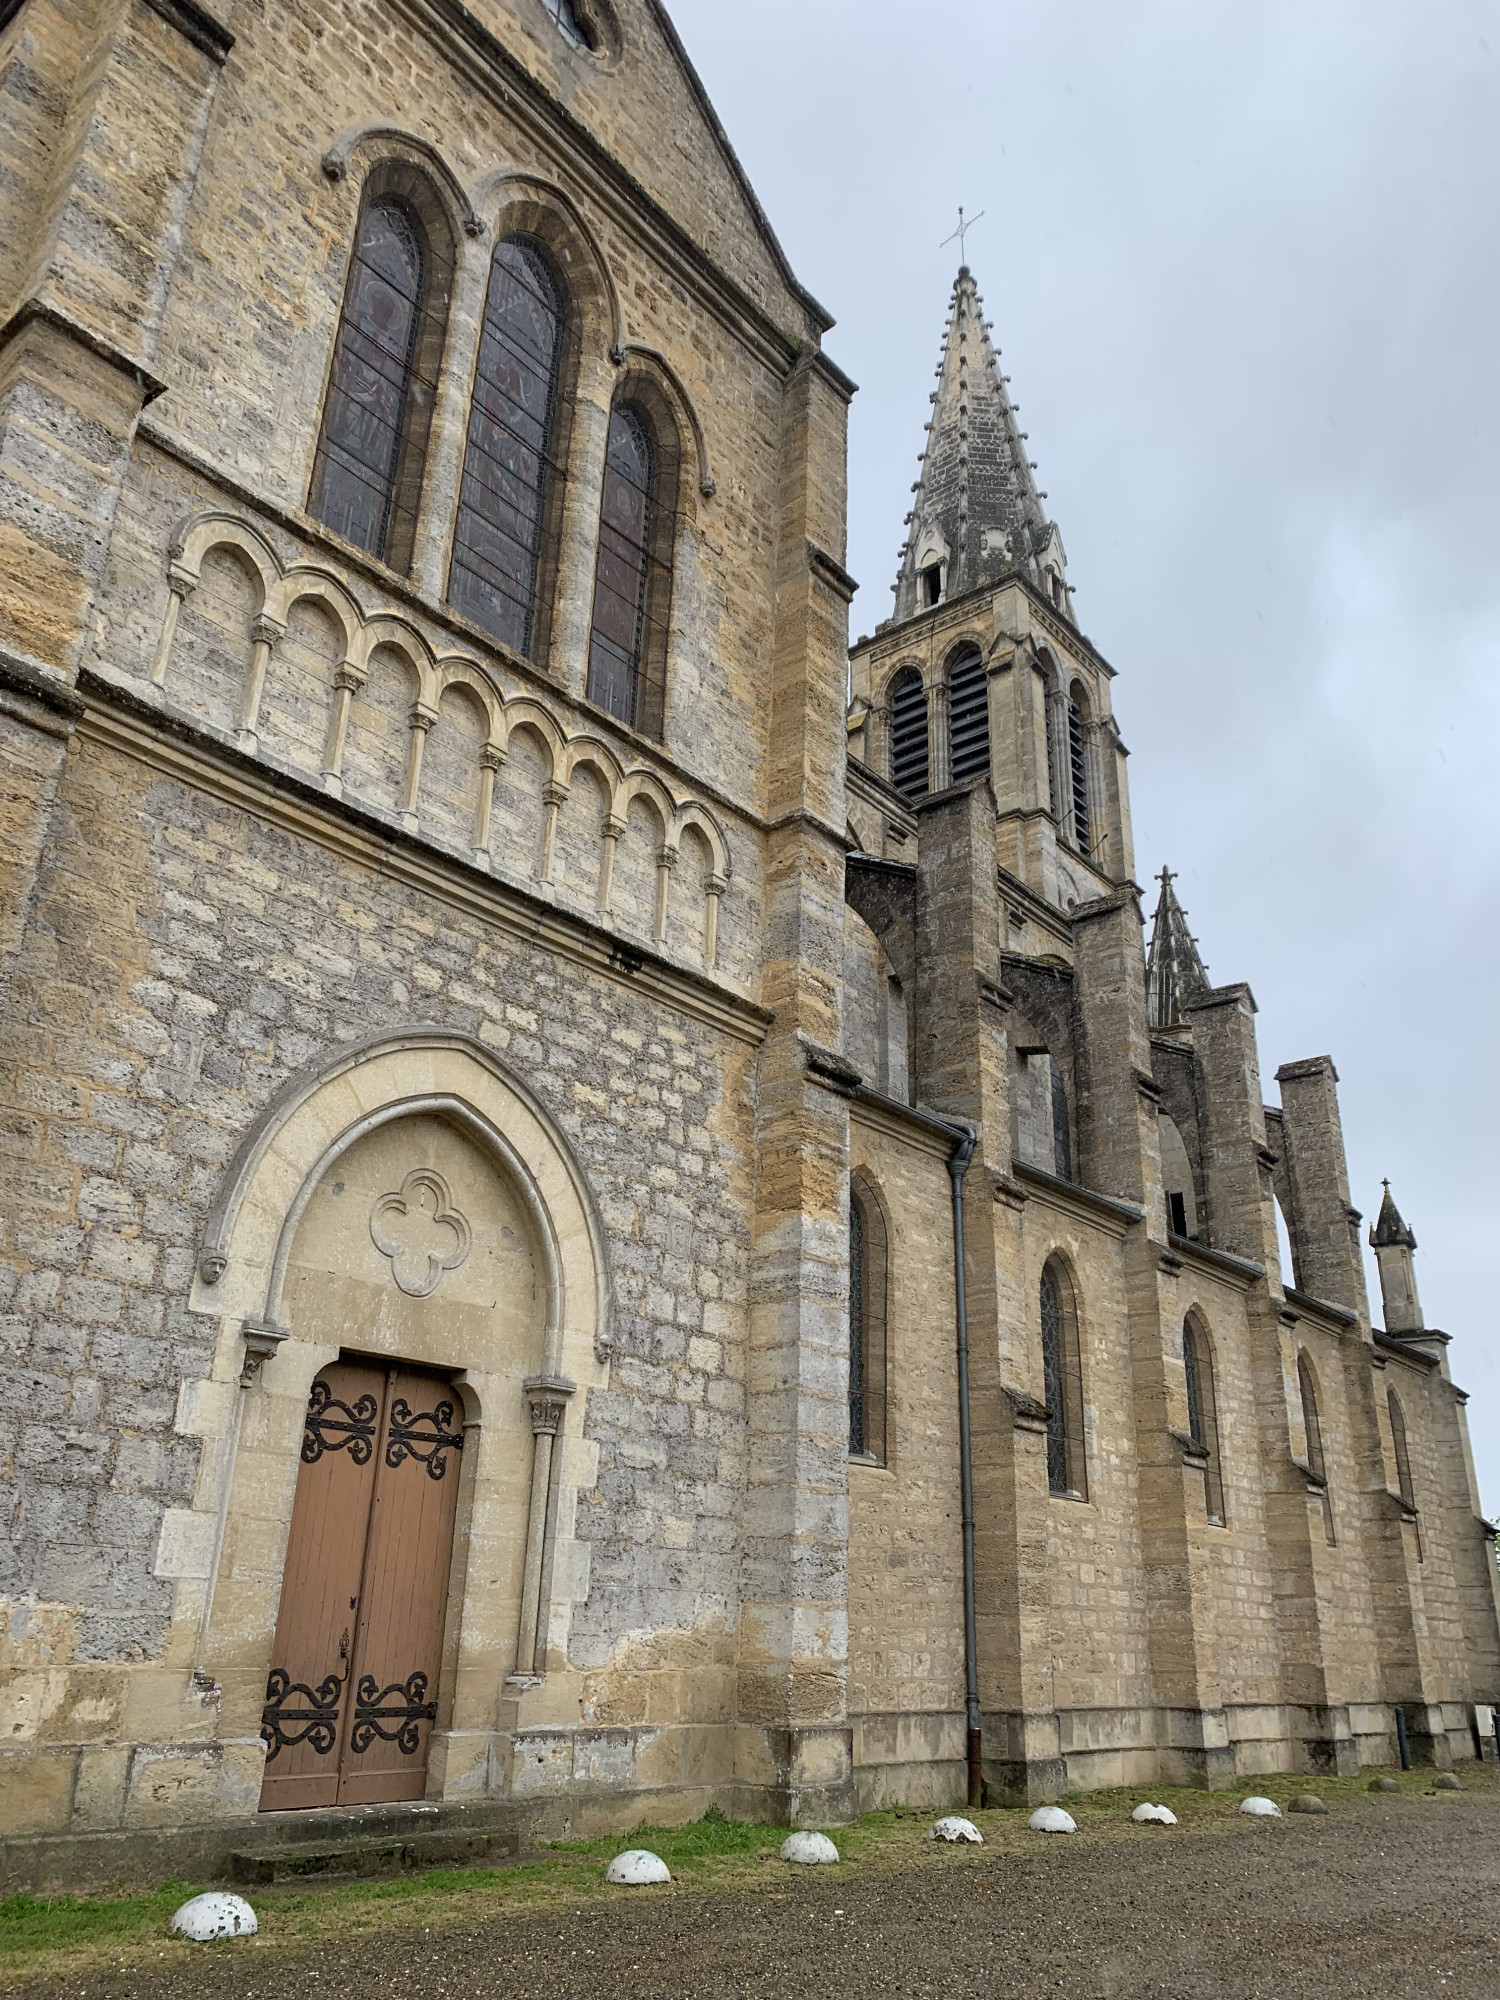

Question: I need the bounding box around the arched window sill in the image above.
[1047,1487,1089,1505]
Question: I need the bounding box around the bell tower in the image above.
[847,265,1134,916]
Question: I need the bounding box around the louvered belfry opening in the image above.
[309,167,456,574]
[448,234,574,662]
[947,644,991,784]
[259,1356,464,1812]
[889,668,930,799]
[1067,686,1092,856]
[587,401,676,737]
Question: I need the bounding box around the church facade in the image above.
[0,0,1495,1887]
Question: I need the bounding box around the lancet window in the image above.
[1040,1257,1087,1499]
[310,173,454,572]
[586,402,673,737]
[448,235,568,659]
[848,1175,889,1463]
[1183,1315,1226,1525]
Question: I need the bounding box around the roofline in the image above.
[645,0,835,335]
[390,0,834,372]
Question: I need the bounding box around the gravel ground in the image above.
[17,1785,1500,2000]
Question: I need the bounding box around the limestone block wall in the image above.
[0,718,760,1837]
[94,468,752,987]
[1013,1193,1152,1785]
[130,0,807,826]
[845,1112,963,1809]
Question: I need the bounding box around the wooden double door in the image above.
[259,1357,465,1812]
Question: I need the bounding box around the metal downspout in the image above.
[947,1122,982,1809]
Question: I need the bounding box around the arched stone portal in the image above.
[176,1032,610,1813]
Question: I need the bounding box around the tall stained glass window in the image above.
[448,237,565,657]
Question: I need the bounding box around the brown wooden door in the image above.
[259,1358,464,1812]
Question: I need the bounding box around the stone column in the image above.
[738,355,859,1827]
[515,1377,575,1678]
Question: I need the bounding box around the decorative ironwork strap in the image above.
[351,1671,437,1755]
[260,1666,342,1760]
[386,1397,464,1479]
[301,1379,379,1465]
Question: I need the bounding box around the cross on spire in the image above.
[940,205,985,266]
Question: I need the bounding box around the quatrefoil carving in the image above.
[370,1169,472,1298]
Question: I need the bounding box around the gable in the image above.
[457,0,831,338]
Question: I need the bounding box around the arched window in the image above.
[1297,1351,1336,1544]
[1067,683,1092,856]
[1183,1315,1225,1525]
[1039,1257,1086,1499]
[587,402,673,736]
[1387,1387,1422,1560]
[310,172,454,572]
[449,235,568,659]
[849,1175,889,1462]
[947,644,990,784]
[889,668,929,799]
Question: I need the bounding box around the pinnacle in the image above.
[1370,1182,1417,1252]
[1146,868,1210,1029]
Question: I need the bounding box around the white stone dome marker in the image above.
[1028,1806,1077,1834]
[605,1849,671,1885]
[1131,1802,1177,1825]
[930,1815,983,1843]
[170,1893,259,1942]
[780,1831,840,1864]
[1239,1795,1282,1817]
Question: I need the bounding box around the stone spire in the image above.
[1370,1180,1424,1334]
[1370,1180,1416,1251]
[1146,868,1209,1029]
[891,265,1070,625]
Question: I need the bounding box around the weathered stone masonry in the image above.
[0,0,1496,1891]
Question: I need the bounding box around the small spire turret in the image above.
[1370,1180,1424,1333]
[1146,868,1209,1029]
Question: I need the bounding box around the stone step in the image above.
[227,1826,519,1886]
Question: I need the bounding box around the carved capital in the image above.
[602,814,627,840]
[524,1374,576,1436]
[705,871,729,897]
[333,661,364,693]
[166,561,198,598]
[251,613,285,649]
[542,780,570,808]
[657,844,679,870]
[480,742,506,772]
[408,701,439,733]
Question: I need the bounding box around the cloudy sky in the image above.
[669,0,1500,1514]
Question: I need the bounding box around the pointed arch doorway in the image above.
[256,1107,543,1813]
[259,1355,465,1810]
